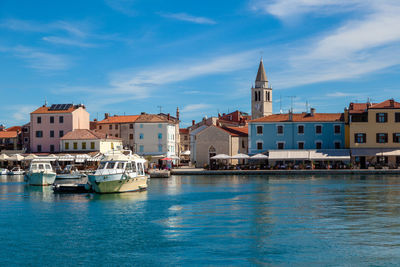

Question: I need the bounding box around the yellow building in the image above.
[348,99,400,168]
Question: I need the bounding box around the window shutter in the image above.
[376,134,379,143]
[376,113,379,122]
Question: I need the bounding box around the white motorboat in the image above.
[8,167,25,175]
[56,165,86,180]
[0,168,8,175]
[26,160,57,186]
[88,150,148,194]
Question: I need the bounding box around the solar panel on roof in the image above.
[48,104,74,110]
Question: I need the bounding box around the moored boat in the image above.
[8,167,25,175]
[56,165,87,180]
[0,168,8,175]
[26,160,57,186]
[88,150,147,194]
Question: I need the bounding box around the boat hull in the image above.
[27,172,57,186]
[88,174,148,194]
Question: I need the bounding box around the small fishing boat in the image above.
[0,168,8,175]
[88,150,148,194]
[8,167,25,175]
[56,165,86,180]
[26,160,57,186]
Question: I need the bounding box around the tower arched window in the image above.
[258,91,261,102]
[255,91,258,101]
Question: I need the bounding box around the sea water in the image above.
[1,174,400,266]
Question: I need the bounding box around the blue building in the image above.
[249,109,345,154]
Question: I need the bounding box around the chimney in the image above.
[94,118,97,122]
[104,113,109,119]
[176,107,180,121]
[192,120,195,126]
[310,108,315,116]
[390,99,395,107]
[289,110,293,121]
[167,113,170,120]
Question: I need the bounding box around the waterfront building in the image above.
[0,127,21,152]
[30,104,90,153]
[21,123,30,152]
[179,128,190,153]
[347,99,400,167]
[191,125,248,168]
[60,129,122,153]
[249,109,345,154]
[95,112,179,158]
[251,59,272,120]
[134,114,178,158]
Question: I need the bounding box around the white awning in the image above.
[250,153,268,159]
[181,150,190,155]
[268,150,310,160]
[351,148,400,156]
[7,154,24,161]
[211,154,231,160]
[310,150,350,161]
[231,153,250,159]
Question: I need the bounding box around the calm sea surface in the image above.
[1,174,400,266]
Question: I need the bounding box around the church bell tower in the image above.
[251,58,272,120]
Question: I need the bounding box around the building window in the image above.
[139,133,144,139]
[184,135,188,140]
[37,145,42,152]
[65,142,69,150]
[50,130,54,138]
[37,117,41,124]
[376,113,388,123]
[139,145,144,152]
[158,133,162,139]
[82,142,86,150]
[298,142,304,149]
[99,125,102,130]
[73,142,78,149]
[316,141,322,149]
[24,137,28,143]
[23,127,28,133]
[158,144,162,152]
[91,142,95,149]
[109,125,112,130]
[354,133,366,143]
[115,134,118,137]
[395,113,400,123]
[315,125,322,134]
[277,142,284,149]
[129,134,133,140]
[298,125,304,134]
[393,133,400,143]
[257,142,263,150]
[334,125,341,134]
[59,131,64,137]
[277,125,283,134]
[35,131,43,138]
[242,140,245,148]
[50,116,54,124]
[59,116,64,123]
[129,124,133,129]
[184,145,189,150]
[115,124,118,129]
[50,145,55,152]
[376,133,388,143]
[334,141,341,149]
[256,126,263,134]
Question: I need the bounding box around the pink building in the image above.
[30,104,90,153]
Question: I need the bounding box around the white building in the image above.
[134,114,178,157]
[60,129,122,154]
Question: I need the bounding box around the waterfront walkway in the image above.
[171,168,400,175]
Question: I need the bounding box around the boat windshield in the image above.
[38,164,44,170]
[31,164,37,170]
[106,162,116,169]
[99,162,107,169]
[45,164,52,170]
[117,162,125,170]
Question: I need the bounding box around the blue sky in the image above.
[1,0,400,127]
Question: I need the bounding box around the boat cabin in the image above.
[97,161,145,175]
[30,162,53,172]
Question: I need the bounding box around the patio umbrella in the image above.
[7,154,24,161]
[170,155,180,160]
[210,154,231,160]
[161,157,172,161]
[250,153,269,159]
[0,154,10,161]
[181,150,190,155]
[231,153,250,159]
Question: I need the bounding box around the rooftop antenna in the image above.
[286,96,297,113]
[279,95,283,114]
[306,100,309,112]
[157,105,162,114]
[44,97,48,107]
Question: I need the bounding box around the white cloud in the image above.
[42,36,96,47]
[159,12,216,25]
[104,0,136,16]
[325,92,356,98]
[181,104,212,113]
[12,46,70,71]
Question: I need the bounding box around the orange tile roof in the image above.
[60,129,121,140]
[0,131,18,138]
[136,114,175,123]
[251,113,344,123]
[31,105,78,114]
[179,128,189,134]
[97,115,140,124]
[369,99,400,109]
[216,126,248,137]
[6,126,22,132]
